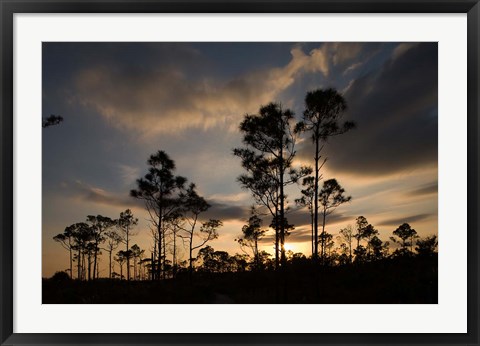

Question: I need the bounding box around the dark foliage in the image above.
[43,255,437,304]
[42,114,64,128]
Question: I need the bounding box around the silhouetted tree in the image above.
[86,215,114,279]
[164,211,183,278]
[131,151,187,280]
[197,246,232,273]
[337,225,354,264]
[230,253,250,272]
[295,88,355,259]
[53,224,77,278]
[353,245,367,263]
[103,229,122,279]
[319,232,335,264]
[130,244,144,280]
[415,235,438,257]
[70,222,93,280]
[139,258,151,280]
[318,179,351,262]
[368,235,389,261]
[50,271,70,281]
[363,224,379,257]
[85,242,96,280]
[234,103,310,268]
[179,185,222,278]
[115,251,127,280]
[295,176,315,256]
[42,114,63,128]
[354,216,369,249]
[178,184,209,275]
[390,223,418,256]
[269,215,295,263]
[336,243,351,265]
[236,208,266,269]
[117,209,138,281]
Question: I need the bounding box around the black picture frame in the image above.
[1,1,479,345]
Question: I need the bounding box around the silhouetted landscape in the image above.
[43,42,438,304]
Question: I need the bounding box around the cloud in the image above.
[69,43,368,137]
[298,42,438,177]
[377,213,433,227]
[330,42,364,65]
[206,192,251,204]
[343,62,363,75]
[260,226,312,244]
[117,164,140,187]
[257,208,354,245]
[203,200,250,222]
[405,182,438,197]
[63,180,142,209]
[392,42,420,61]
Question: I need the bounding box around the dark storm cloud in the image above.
[377,213,433,227]
[405,182,438,197]
[203,201,250,222]
[297,43,438,177]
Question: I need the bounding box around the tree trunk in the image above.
[68,238,73,279]
[321,207,327,264]
[87,253,91,281]
[152,242,157,280]
[189,232,194,280]
[109,250,112,279]
[173,230,177,278]
[157,215,162,280]
[274,206,279,270]
[313,135,320,260]
[279,137,286,267]
[310,207,314,258]
[349,239,352,264]
[126,227,130,281]
[133,257,137,280]
[77,249,81,280]
[96,257,100,278]
[151,252,155,281]
[81,252,85,280]
[254,238,258,269]
[162,228,166,279]
[93,247,97,280]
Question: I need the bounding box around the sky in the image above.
[42,42,438,278]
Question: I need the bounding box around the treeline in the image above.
[233,214,438,271]
[53,212,437,280]
[53,159,223,281]
[52,87,437,282]
[53,209,144,281]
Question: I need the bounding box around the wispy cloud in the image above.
[343,62,363,75]
[377,213,432,227]
[405,182,438,197]
[62,180,142,209]
[117,164,141,187]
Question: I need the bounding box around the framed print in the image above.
[1,0,479,345]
